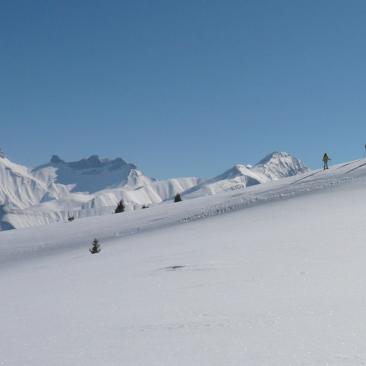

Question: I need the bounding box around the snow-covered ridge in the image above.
[0,152,307,230]
[184,152,308,198]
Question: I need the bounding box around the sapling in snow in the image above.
[114,200,125,213]
[174,193,182,202]
[89,238,101,254]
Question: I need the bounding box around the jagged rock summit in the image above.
[32,154,142,193]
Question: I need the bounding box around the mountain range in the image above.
[0,151,308,230]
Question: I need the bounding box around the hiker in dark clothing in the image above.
[323,153,330,170]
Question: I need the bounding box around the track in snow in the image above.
[345,161,366,174]
[291,170,323,184]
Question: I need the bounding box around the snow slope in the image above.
[1,158,366,365]
[0,156,68,210]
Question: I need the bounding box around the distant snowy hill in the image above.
[0,152,307,230]
[184,164,265,198]
[184,152,308,198]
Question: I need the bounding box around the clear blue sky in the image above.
[1,0,366,179]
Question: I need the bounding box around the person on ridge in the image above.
[323,153,330,170]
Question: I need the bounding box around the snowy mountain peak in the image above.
[32,155,140,193]
[125,168,156,188]
[256,151,291,164]
[253,151,308,180]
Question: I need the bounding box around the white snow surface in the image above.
[0,152,306,230]
[1,157,366,365]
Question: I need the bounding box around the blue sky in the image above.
[1,0,366,179]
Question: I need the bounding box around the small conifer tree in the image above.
[89,238,101,254]
[174,193,182,202]
[115,199,125,213]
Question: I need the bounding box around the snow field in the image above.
[2,158,366,365]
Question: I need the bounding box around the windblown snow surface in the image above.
[1,158,366,365]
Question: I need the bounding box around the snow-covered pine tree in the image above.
[174,193,182,202]
[114,200,125,213]
[89,238,101,254]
